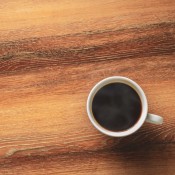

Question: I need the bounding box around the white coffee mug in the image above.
[87,76,163,137]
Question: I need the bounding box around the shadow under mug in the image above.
[87,76,163,137]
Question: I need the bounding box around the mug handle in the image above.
[146,113,163,124]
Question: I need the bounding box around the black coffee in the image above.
[92,83,142,131]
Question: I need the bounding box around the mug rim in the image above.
[87,76,148,137]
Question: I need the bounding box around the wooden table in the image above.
[0,0,175,174]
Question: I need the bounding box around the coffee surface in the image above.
[92,83,142,131]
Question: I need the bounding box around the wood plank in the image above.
[0,0,175,41]
[0,0,175,174]
[0,145,175,175]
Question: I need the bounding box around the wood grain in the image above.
[0,0,175,174]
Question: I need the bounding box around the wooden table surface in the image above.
[0,0,175,174]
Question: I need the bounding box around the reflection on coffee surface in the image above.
[92,83,142,131]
